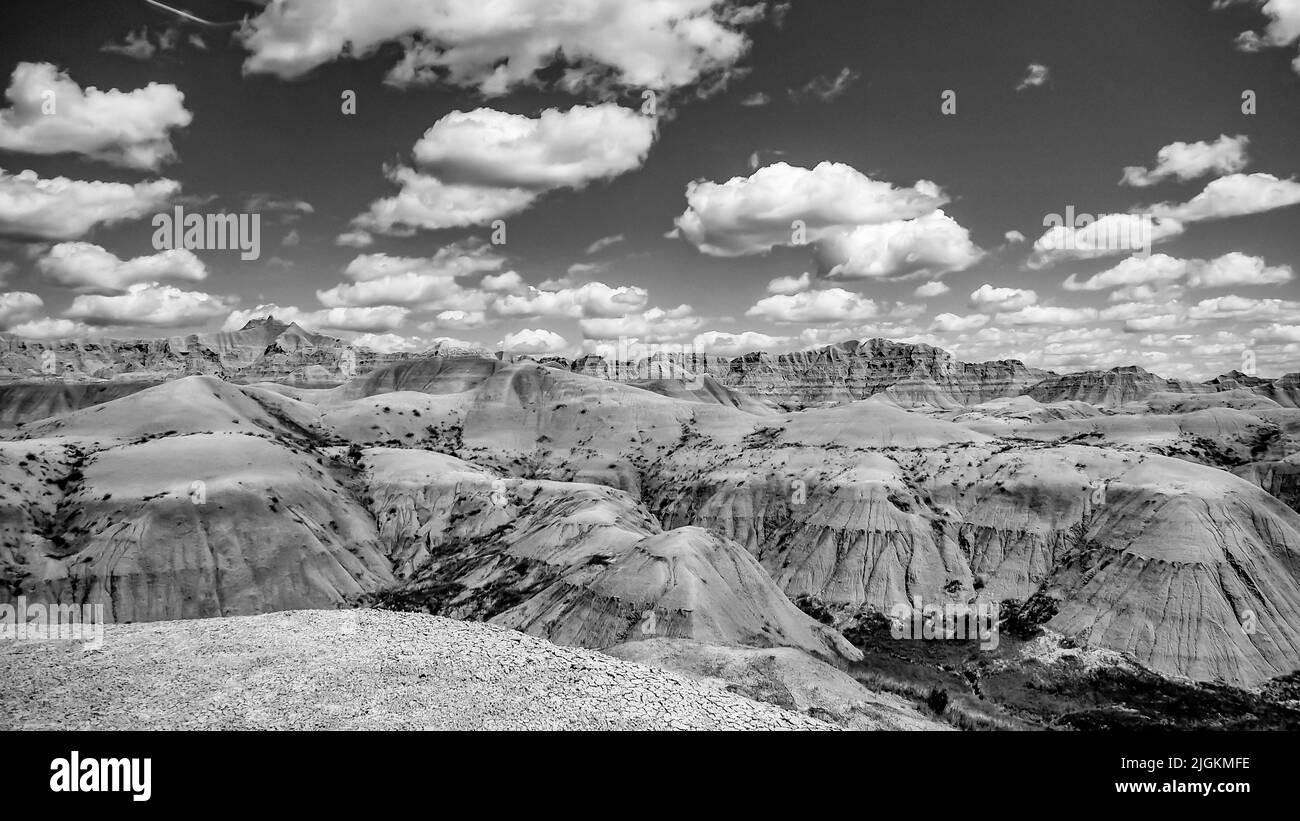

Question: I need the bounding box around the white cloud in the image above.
[1229,0,1300,74]
[692,329,792,355]
[969,284,1038,312]
[0,168,178,240]
[355,104,655,234]
[745,287,880,324]
[1121,134,1250,187]
[998,305,1099,326]
[817,211,984,280]
[0,63,192,170]
[1029,213,1185,267]
[0,290,43,328]
[222,303,410,333]
[913,281,951,298]
[37,242,205,293]
[1015,63,1050,91]
[673,161,948,256]
[585,233,625,255]
[238,0,765,95]
[766,272,811,295]
[579,305,700,341]
[929,312,989,333]
[498,327,568,354]
[1149,172,1300,222]
[493,281,648,319]
[6,316,94,338]
[64,283,233,327]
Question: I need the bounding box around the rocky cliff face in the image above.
[1026,365,1212,407]
[0,317,401,386]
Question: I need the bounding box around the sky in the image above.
[0,0,1298,379]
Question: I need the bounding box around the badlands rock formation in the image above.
[3,326,1300,694]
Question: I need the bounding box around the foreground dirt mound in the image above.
[0,610,832,730]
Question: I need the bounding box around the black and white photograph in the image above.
[1,0,1298,801]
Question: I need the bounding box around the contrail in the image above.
[143,0,243,27]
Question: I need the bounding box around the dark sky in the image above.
[0,0,1298,378]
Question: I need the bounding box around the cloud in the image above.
[0,168,179,240]
[37,242,206,293]
[354,104,655,234]
[0,290,43,328]
[100,28,157,60]
[692,329,792,355]
[929,312,989,333]
[64,283,233,327]
[1148,172,1300,222]
[498,328,568,354]
[585,233,625,255]
[317,245,505,308]
[969,284,1038,313]
[790,67,859,101]
[997,305,1100,326]
[766,272,812,295]
[0,63,192,170]
[6,316,94,338]
[673,161,949,256]
[745,287,881,324]
[1121,134,1250,187]
[579,305,701,341]
[1227,0,1300,74]
[239,0,766,95]
[1029,213,1185,267]
[913,281,951,298]
[1065,251,1291,291]
[222,303,410,333]
[740,91,771,106]
[1015,63,1050,91]
[817,211,984,280]
[492,281,648,319]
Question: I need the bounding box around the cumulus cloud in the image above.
[37,242,205,293]
[579,305,701,341]
[913,281,951,298]
[0,290,43,328]
[493,281,648,319]
[997,305,1100,326]
[673,161,948,256]
[317,246,505,309]
[0,63,192,170]
[354,104,655,234]
[1148,172,1300,222]
[498,328,568,354]
[1065,251,1291,291]
[1028,213,1186,267]
[745,287,880,324]
[1121,134,1250,187]
[64,283,233,327]
[766,272,811,295]
[238,0,767,95]
[929,312,989,333]
[6,316,94,338]
[692,329,792,355]
[969,284,1038,313]
[222,303,410,333]
[0,168,179,240]
[1227,0,1300,74]
[816,211,984,280]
